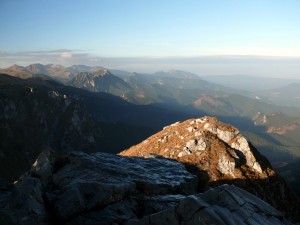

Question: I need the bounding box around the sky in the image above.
[0,0,300,77]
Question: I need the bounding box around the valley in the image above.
[2,64,300,163]
[1,64,300,223]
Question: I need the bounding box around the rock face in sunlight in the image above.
[0,150,294,225]
[120,116,300,221]
[68,70,130,93]
[121,117,265,178]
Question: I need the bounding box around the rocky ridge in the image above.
[0,64,71,79]
[68,70,130,94]
[0,150,294,225]
[0,64,107,80]
[120,116,300,221]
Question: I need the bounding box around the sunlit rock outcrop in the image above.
[120,116,300,221]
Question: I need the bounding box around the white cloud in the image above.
[60,51,72,58]
[89,58,100,62]
[0,49,92,68]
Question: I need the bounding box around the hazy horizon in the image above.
[1,0,300,78]
[1,56,300,79]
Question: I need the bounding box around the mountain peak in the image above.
[48,64,66,69]
[8,64,25,70]
[26,63,48,73]
[119,116,300,220]
[69,70,130,93]
[120,116,267,179]
[92,69,109,77]
[1,64,32,78]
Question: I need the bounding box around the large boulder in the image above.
[127,184,293,225]
[0,150,295,224]
[0,151,198,224]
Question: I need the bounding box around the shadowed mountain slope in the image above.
[1,74,178,180]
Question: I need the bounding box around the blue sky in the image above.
[0,0,300,77]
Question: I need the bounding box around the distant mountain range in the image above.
[2,64,300,157]
[202,74,300,91]
[202,74,300,108]
[3,63,300,107]
[0,63,105,81]
[1,64,300,191]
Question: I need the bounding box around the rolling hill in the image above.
[258,83,300,108]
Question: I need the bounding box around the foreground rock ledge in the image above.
[0,150,294,225]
